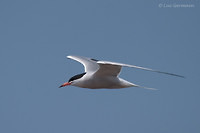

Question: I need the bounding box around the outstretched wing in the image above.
[67,55,99,72]
[67,56,184,78]
[97,61,184,78]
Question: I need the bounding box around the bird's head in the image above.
[59,72,86,88]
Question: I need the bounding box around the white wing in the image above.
[94,63,122,77]
[67,55,99,72]
[97,61,184,78]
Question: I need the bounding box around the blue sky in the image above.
[0,0,200,133]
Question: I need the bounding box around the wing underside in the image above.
[94,63,122,77]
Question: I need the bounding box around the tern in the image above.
[59,55,184,90]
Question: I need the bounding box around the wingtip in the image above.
[66,55,71,58]
[66,55,82,59]
[180,75,186,78]
[66,55,76,60]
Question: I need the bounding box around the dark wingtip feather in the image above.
[157,71,185,78]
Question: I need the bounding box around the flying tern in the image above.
[59,55,184,90]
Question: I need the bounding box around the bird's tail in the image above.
[120,78,157,90]
[137,85,157,90]
[132,83,157,90]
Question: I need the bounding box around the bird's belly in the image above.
[77,76,127,89]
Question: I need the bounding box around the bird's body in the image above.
[73,74,136,89]
[59,55,184,90]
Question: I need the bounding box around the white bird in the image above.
[59,55,184,90]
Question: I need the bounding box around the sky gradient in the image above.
[0,0,200,133]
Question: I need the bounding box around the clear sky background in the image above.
[0,0,199,133]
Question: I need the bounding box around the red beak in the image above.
[59,82,71,88]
